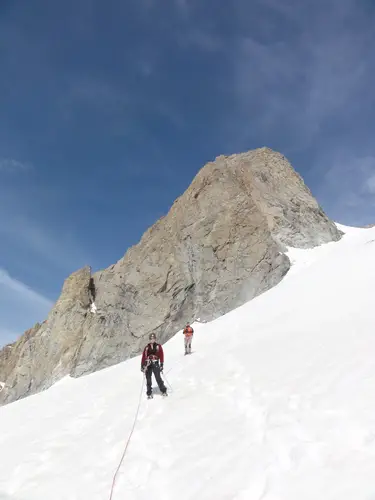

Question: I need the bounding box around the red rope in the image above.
[108,376,145,500]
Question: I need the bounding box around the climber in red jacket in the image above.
[141,333,167,398]
[183,324,194,355]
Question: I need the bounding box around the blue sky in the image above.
[1,0,375,346]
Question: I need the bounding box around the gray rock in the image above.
[0,147,342,405]
[0,267,92,404]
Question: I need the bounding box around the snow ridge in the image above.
[0,224,375,500]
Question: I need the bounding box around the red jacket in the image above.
[141,342,164,367]
[183,326,194,336]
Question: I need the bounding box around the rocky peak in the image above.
[0,148,342,405]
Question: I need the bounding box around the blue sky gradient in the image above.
[1,0,375,345]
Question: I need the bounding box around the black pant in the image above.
[145,362,167,396]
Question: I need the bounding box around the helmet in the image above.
[149,333,156,341]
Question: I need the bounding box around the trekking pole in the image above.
[162,372,173,392]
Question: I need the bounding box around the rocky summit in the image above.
[0,147,342,405]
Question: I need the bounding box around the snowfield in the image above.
[0,224,375,500]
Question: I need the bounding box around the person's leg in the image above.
[188,335,192,353]
[152,363,167,394]
[184,336,189,354]
[145,367,153,396]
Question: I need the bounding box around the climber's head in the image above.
[149,333,157,342]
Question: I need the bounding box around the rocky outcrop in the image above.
[0,267,92,401]
[0,147,342,405]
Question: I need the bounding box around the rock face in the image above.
[0,267,92,401]
[0,147,342,405]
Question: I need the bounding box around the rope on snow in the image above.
[108,376,145,500]
[108,355,176,498]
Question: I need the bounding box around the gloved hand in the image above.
[141,365,145,373]
[160,363,164,373]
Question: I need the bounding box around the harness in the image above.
[146,343,160,365]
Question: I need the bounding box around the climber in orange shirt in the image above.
[183,323,194,355]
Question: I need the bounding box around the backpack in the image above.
[184,326,193,336]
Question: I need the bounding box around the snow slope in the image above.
[0,224,375,500]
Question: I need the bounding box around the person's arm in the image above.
[158,345,164,364]
[141,346,147,369]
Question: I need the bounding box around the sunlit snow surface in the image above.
[0,223,375,500]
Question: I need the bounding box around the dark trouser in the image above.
[145,362,167,396]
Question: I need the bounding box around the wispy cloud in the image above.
[218,0,375,225]
[0,158,32,173]
[0,268,52,309]
[303,29,370,136]
[60,76,129,121]
[0,212,92,273]
[360,158,375,195]
[365,174,375,195]
[0,162,92,345]
[174,0,190,18]
[0,268,53,347]
[229,0,375,151]
[69,77,128,107]
[313,152,375,225]
[0,157,92,274]
[179,29,223,52]
[138,59,155,77]
[0,174,93,291]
